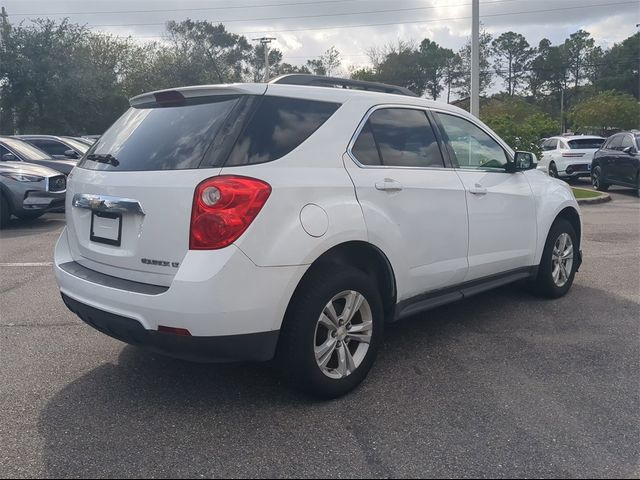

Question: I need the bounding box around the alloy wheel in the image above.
[551,233,574,287]
[314,290,373,380]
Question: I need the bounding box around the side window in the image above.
[608,135,623,151]
[225,96,341,166]
[351,122,381,165]
[30,139,68,156]
[351,108,444,168]
[620,135,634,150]
[436,113,509,170]
[0,145,12,159]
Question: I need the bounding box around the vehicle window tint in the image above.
[362,108,444,168]
[542,140,553,151]
[0,145,14,160]
[30,139,69,157]
[568,138,605,149]
[79,97,240,171]
[1,138,50,160]
[437,113,509,170]
[351,122,382,165]
[226,96,340,166]
[620,135,634,150]
[607,135,623,150]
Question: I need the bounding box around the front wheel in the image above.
[531,218,579,298]
[592,165,609,191]
[277,266,384,398]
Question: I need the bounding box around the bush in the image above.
[483,112,559,157]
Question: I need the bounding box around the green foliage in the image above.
[483,99,559,156]
[491,32,534,96]
[595,33,640,99]
[455,29,494,98]
[570,91,640,134]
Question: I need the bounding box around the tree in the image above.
[484,112,559,157]
[441,49,463,103]
[492,32,534,96]
[417,39,450,100]
[165,20,252,84]
[570,91,640,134]
[364,41,424,95]
[307,46,341,76]
[595,32,640,99]
[248,43,283,82]
[564,29,598,91]
[278,63,311,75]
[455,29,493,98]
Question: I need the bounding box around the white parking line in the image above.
[0,262,53,267]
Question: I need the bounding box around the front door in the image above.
[344,106,469,301]
[434,111,537,281]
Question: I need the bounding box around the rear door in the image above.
[434,111,537,280]
[617,134,637,185]
[65,88,264,286]
[344,106,469,299]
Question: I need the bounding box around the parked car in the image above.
[0,137,77,175]
[0,161,66,228]
[16,134,89,160]
[71,137,96,146]
[592,131,640,196]
[55,75,583,398]
[538,135,606,180]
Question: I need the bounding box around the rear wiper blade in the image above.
[87,153,120,167]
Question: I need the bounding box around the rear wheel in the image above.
[15,212,44,221]
[549,162,559,179]
[277,265,384,398]
[592,165,609,191]
[531,218,579,298]
[0,193,10,229]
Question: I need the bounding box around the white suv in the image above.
[538,135,606,179]
[55,75,583,398]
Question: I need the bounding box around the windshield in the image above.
[2,138,51,160]
[79,97,240,171]
[568,138,605,149]
[63,137,90,153]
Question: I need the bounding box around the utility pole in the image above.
[470,0,480,118]
[0,6,8,48]
[253,37,276,82]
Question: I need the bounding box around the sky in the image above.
[4,0,640,73]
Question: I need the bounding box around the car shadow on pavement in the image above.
[0,213,65,239]
[37,284,639,478]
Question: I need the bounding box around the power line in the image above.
[87,0,528,28]
[10,0,377,17]
[96,1,638,39]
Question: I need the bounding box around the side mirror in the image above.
[506,151,538,173]
[64,149,79,159]
[1,153,17,162]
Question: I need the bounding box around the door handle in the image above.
[469,184,488,195]
[375,179,404,192]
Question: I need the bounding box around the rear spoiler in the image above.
[130,84,268,108]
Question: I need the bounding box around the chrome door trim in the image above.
[72,193,146,215]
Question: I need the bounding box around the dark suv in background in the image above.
[592,131,640,196]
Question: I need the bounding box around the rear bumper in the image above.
[61,293,279,362]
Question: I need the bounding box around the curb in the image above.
[573,188,612,205]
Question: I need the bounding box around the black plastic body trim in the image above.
[270,74,418,97]
[394,266,537,321]
[59,261,169,295]
[61,294,280,363]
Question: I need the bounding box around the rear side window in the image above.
[543,139,558,150]
[351,108,444,168]
[568,138,605,149]
[29,139,69,157]
[620,135,634,150]
[79,97,240,171]
[225,96,340,166]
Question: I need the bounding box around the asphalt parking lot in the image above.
[1,185,638,479]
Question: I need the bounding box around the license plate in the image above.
[90,211,122,246]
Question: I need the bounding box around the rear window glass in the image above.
[568,138,605,149]
[225,96,340,166]
[1,138,51,161]
[79,97,240,171]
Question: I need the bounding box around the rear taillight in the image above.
[562,152,585,157]
[190,175,271,250]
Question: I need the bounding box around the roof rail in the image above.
[269,74,418,97]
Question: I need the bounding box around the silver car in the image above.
[0,136,77,175]
[0,161,66,228]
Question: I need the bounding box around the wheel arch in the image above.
[288,240,398,322]
[555,206,582,250]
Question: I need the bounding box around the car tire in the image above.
[277,265,384,399]
[531,218,579,298]
[0,193,10,229]
[548,162,560,179]
[592,165,609,191]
